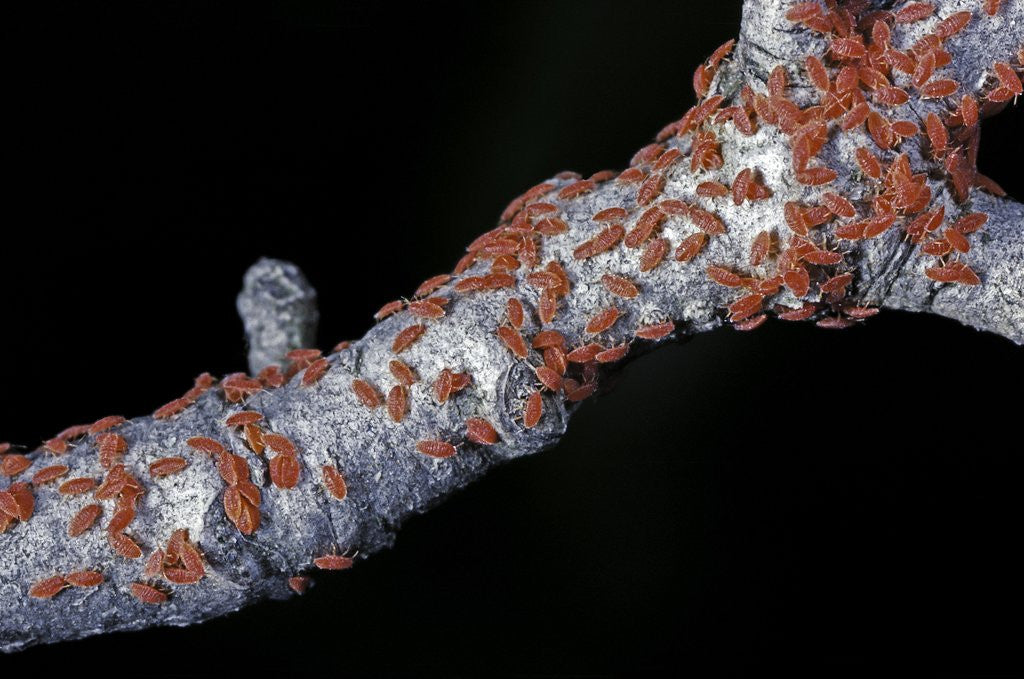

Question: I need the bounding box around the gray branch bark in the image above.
[2,0,1021,652]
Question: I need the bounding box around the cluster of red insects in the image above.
[2,0,1018,610]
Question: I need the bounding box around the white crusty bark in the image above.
[1,0,1021,652]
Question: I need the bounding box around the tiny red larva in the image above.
[301,358,331,387]
[392,324,427,354]
[586,307,620,335]
[564,379,598,402]
[728,293,764,321]
[42,438,68,456]
[625,206,666,248]
[414,273,451,298]
[822,193,856,219]
[532,330,566,350]
[65,570,104,588]
[873,86,909,106]
[263,432,296,457]
[749,231,772,267]
[993,62,1023,95]
[129,582,168,604]
[108,531,143,559]
[55,424,91,441]
[784,267,811,297]
[538,288,557,325]
[776,302,819,321]
[894,2,934,23]
[951,212,988,234]
[855,147,882,180]
[634,321,675,340]
[154,397,191,420]
[107,506,136,535]
[1,454,32,477]
[407,300,446,320]
[557,179,595,200]
[844,306,880,319]
[288,576,311,594]
[654,148,683,171]
[286,348,322,367]
[593,207,628,222]
[733,314,768,331]
[706,265,743,288]
[269,454,301,489]
[982,0,1002,16]
[816,316,857,330]
[243,423,266,455]
[803,249,843,266]
[434,369,454,404]
[821,273,854,294]
[96,433,127,469]
[944,229,971,254]
[186,436,225,456]
[89,416,126,435]
[388,359,418,386]
[639,238,669,272]
[351,379,382,409]
[795,167,838,186]
[374,300,405,321]
[149,456,187,478]
[386,385,407,423]
[164,567,202,585]
[215,451,243,486]
[693,63,711,98]
[595,343,629,363]
[466,418,499,445]
[416,439,457,459]
[566,343,604,363]
[525,201,558,216]
[830,37,866,59]
[59,477,97,495]
[8,484,33,521]
[535,365,563,393]
[32,464,69,485]
[870,19,891,48]
[29,575,67,599]
[688,207,726,235]
[935,10,971,37]
[696,181,729,198]
[544,346,568,375]
[617,167,646,183]
[314,554,354,570]
[636,173,666,206]
[834,65,859,92]
[920,79,958,98]
[523,392,543,429]
[675,233,707,262]
[573,224,625,260]
[68,504,102,537]
[322,464,348,501]
[912,51,936,88]
[805,55,830,92]
[506,298,525,329]
[707,38,735,68]
[225,411,263,427]
[0,491,19,519]
[731,168,752,206]
[601,273,638,299]
[767,65,788,96]
[785,2,822,22]
[496,325,529,359]
[223,486,243,523]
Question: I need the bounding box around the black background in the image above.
[3,1,1022,675]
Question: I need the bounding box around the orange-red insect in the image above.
[532,330,566,350]
[544,346,568,375]
[433,369,454,404]
[225,411,263,427]
[523,392,543,429]
[386,385,407,423]
[59,477,97,495]
[601,273,639,299]
[566,343,603,363]
[706,265,743,288]
[636,173,666,206]
[796,167,838,186]
[243,423,266,455]
[108,531,143,559]
[732,168,752,206]
[675,233,707,262]
[749,231,772,266]
[573,224,625,260]
[32,464,69,485]
[269,454,301,489]
[466,418,499,446]
[65,570,104,588]
[129,582,168,604]
[288,576,311,594]
[952,212,988,234]
[374,300,405,321]
[1,454,32,476]
[983,0,1002,16]
[595,343,629,363]
[935,10,971,37]
[535,365,563,393]
[388,359,418,386]
[688,207,726,235]
[301,358,331,386]
[635,321,674,340]
[29,575,68,599]
[496,325,529,359]
[416,439,457,459]
[149,456,187,478]
[96,433,127,469]
[593,207,628,222]
[89,416,126,435]
[696,181,729,198]
[414,273,451,298]
[351,379,382,409]
[68,503,102,537]
[392,324,426,354]
[894,2,934,23]
[585,307,620,335]
[314,554,354,570]
[322,464,348,501]
[154,397,191,420]
[505,298,525,329]
[187,436,225,456]
[920,79,958,98]
[263,432,296,456]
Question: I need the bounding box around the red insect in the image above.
[593,207,628,222]
[225,411,263,427]
[523,392,543,429]
[96,433,127,469]
[634,321,675,340]
[830,37,866,60]
[269,454,301,489]
[29,575,68,599]
[855,147,882,180]
[796,167,838,186]
[688,208,726,235]
[388,359,418,386]
[935,10,972,38]
[749,231,772,266]
[558,179,595,200]
[149,456,187,477]
[784,267,811,297]
[566,343,604,363]
[416,439,457,459]
[392,324,427,354]
[636,173,666,206]
[732,168,752,206]
[535,365,563,393]
[675,233,707,262]
[639,238,669,272]
[785,2,822,22]
[805,55,830,92]
[821,273,854,294]
[301,358,331,387]
[894,2,934,23]
[314,554,354,570]
[129,582,168,604]
[544,346,568,375]
[822,193,856,219]
[243,424,266,455]
[89,416,126,435]
[465,418,499,446]
[601,273,639,299]
[873,86,909,106]
[920,79,958,98]
[65,570,104,588]
[108,531,143,559]
[263,432,296,457]
[734,314,767,331]
[993,62,1023,95]
[414,273,451,298]
[434,369,454,404]
[1,454,32,476]
[983,0,1002,16]
[595,343,630,363]
[506,298,525,329]
[573,224,625,260]
[351,379,382,409]
[532,330,566,350]
[32,464,69,485]
[288,576,311,594]
[59,477,97,495]
[496,325,529,359]
[407,300,446,320]
[728,293,764,322]
[538,289,558,325]
[187,436,225,456]
[322,464,348,501]
[386,385,407,423]
[776,302,819,321]
[706,265,743,288]
[696,181,729,198]
[67,503,102,537]
[951,212,988,233]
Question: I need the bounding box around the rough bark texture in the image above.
[1,0,1021,652]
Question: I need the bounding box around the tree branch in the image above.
[2,0,1021,652]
